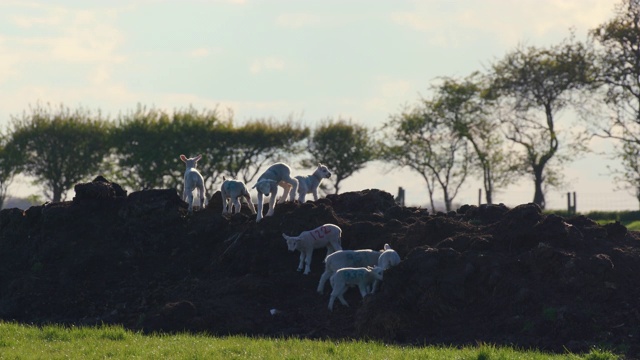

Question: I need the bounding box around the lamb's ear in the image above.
[195,154,202,161]
[384,244,391,250]
[180,154,187,162]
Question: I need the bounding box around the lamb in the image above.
[180,154,206,214]
[220,177,256,215]
[317,248,384,294]
[295,164,332,203]
[282,224,343,275]
[378,243,401,270]
[372,243,401,293]
[328,266,384,311]
[252,162,299,222]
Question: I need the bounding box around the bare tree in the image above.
[383,103,471,212]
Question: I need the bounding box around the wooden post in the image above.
[478,188,482,206]
[396,187,405,207]
[567,191,577,215]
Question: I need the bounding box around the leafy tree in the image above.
[589,0,640,199]
[489,37,596,209]
[433,73,523,205]
[112,105,232,193]
[0,141,18,209]
[609,141,640,209]
[303,118,377,194]
[6,103,113,202]
[383,103,472,212]
[222,118,309,185]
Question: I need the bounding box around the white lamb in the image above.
[295,164,331,203]
[317,248,384,294]
[283,224,343,275]
[378,243,401,270]
[220,177,256,215]
[372,244,401,293]
[328,266,384,311]
[180,154,206,214]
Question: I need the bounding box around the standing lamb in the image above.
[317,248,384,294]
[295,164,332,203]
[328,266,384,311]
[252,163,299,222]
[283,224,343,275]
[220,177,256,214]
[180,154,205,214]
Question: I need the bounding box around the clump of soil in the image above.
[0,177,638,356]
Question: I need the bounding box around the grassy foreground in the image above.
[0,322,618,359]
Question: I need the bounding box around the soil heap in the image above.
[0,176,638,356]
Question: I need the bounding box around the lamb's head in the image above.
[253,179,276,196]
[282,234,300,252]
[180,154,202,169]
[371,266,384,281]
[314,163,332,179]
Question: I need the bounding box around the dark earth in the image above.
[0,176,639,357]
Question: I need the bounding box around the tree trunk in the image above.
[533,167,546,210]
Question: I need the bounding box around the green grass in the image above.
[0,321,619,359]
[622,220,640,231]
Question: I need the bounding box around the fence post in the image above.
[478,188,482,206]
[567,191,577,215]
[396,187,405,207]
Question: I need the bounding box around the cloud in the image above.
[249,57,285,74]
[391,0,615,48]
[189,48,211,58]
[275,12,326,29]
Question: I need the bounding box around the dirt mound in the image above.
[0,177,639,356]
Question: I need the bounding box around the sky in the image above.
[0,0,631,211]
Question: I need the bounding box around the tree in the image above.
[383,103,472,212]
[112,105,232,192]
[0,141,18,209]
[609,141,640,209]
[303,118,377,194]
[222,118,309,185]
[6,103,113,202]
[489,37,596,209]
[590,0,640,199]
[433,72,523,205]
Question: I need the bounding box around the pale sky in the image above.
[0,0,629,211]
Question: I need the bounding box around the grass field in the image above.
[0,322,619,359]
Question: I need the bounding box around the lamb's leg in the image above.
[328,295,336,311]
[337,291,349,307]
[312,189,319,201]
[232,198,241,213]
[198,186,205,209]
[299,193,307,203]
[297,251,305,272]
[277,183,292,204]
[371,279,380,294]
[256,193,264,222]
[329,286,348,310]
[243,194,256,214]
[266,191,277,216]
[221,192,228,214]
[187,192,194,214]
[317,270,332,294]
[287,177,299,202]
[303,250,313,275]
[358,284,369,298]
